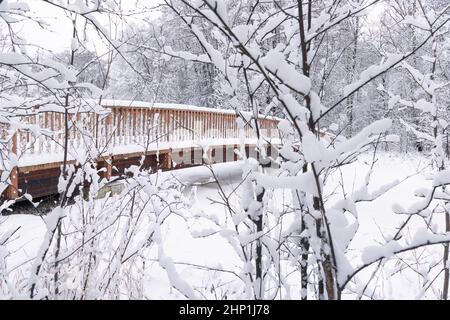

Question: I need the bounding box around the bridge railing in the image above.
[10,102,280,163]
[0,102,282,200]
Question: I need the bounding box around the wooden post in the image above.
[199,111,202,139]
[195,111,199,140]
[208,112,212,139]
[141,108,145,143]
[50,112,55,153]
[177,110,180,141]
[57,112,62,153]
[110,109,115,147]
[217,113,220,139]
[181,110,185,141]
[225,114,229,139]
[212,112,215,139]
[94,113,99,148]
[159,109,163,142]
[117,108,122,145]
[166,110,170,142]
[145,108,149,143]
[105,113,113,180]
[105,156,112,180]
[161,151,172,170]
[171,110,175,141]
[160,109,165,142]
[6,131,18,200]
[76,112,81,148]
[210,147,215,164]
[178,110,182,142]
[221,112,224,140]
[172,110,176,141]
[132,108,137,142]
[125,108,129,144]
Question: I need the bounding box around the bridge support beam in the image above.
[5,167,18,200]
[161,151,172,170]
[105,156,112,180]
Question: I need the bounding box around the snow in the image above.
[0,52,29,65]
[2,0,450,301]
[99,99,281,121]
[157,246,198,299]
[361,241,401,265]
[254,170,318,196]
[254,13,286,43]
[329,123,339,131]
[167,161,245,185]
[163,46,210,64]
[4,152,446,299]
[344,54,404,96]
[70,38,79,52]
[260,50,311,95]
[433,169,450,187]
[403,15,430,30]
[17,138,281,168]
[28,206,64,296]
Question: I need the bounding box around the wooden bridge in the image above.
[2,100,281,201]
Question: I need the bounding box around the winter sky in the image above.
[20,0,163,54]
[20,1,384,54]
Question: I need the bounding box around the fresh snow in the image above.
[3,153,448,299]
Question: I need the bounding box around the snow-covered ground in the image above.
[1,152,445,299]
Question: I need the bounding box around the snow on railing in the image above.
[9,101,280,160]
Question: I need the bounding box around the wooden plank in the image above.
[18,167,60,199]
[132,108,137,143]
[19,159,78,173]
[161,151,172,170]
[117,108,122,144]
[50,112,55,153]
[5,131,18,200]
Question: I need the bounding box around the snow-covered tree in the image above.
[159,0,450,300]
